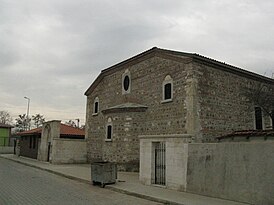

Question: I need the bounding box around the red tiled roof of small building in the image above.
[17,127,42,135]
[217,129,274,140]
[16,124,85,136]
[60,124,85,136]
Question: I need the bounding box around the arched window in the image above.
[123,75,130,91]
[164,83,172,100]
[122,69,131,94]
[106,117,113,141]
[93,97,99,115]
[162,75,173,102]
[255,107,263,130]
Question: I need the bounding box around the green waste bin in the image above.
[91,162,117,188]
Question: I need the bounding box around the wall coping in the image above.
[53,138,86,142]
[138,134,193,139]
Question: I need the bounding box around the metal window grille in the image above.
[33,137,36,149]
[29,137,32,149]
[154,142,166,185]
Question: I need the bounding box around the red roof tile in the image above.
[60,124,85,136]
[0,123,14,128]
[16,124,85,136]
[18,127,42,135]
[217,129,274,140]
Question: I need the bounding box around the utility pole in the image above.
[24,96,30,130]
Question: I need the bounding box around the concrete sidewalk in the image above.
[0,154,248,205]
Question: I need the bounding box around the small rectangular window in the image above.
[255,107,263,130]
[164,83,172,100]
[94,102,99,113]
[107,125,112,139]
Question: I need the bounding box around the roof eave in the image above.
[84,47,160,96]
[16,132,41,136]
[192,55,274,84]
[84,47,274,96]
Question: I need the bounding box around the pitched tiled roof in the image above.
[0,123,14,128]
[60,124,85,136]
[85,47,274,95]
[16,124,85,136]
[17,127,42,135]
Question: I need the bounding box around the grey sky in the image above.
[1,0,274,125]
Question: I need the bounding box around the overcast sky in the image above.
[1,0,274,126]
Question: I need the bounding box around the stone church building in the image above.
[85,47,274,171]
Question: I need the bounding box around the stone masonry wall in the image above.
[86,52,274,170]
[101,112,145,171]
[86,55,191,171]
[195,62,273,141]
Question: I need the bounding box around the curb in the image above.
[0,155,182,205]
[0,155,91,184]
[107,186,183,205]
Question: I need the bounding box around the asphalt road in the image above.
[0,158,161,205]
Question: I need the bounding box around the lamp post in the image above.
[24,96,30,130]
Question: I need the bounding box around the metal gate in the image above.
[155,142,166,185]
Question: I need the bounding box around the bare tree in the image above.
[65,120,77,127]
[243,83,274,129]
[15,114,29,132]
[0,110,13,125]
[32,114,45,128]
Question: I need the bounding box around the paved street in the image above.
[0,158,161,205]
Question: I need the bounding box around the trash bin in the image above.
[91,162,117,188]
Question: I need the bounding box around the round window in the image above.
[123,75,130,91]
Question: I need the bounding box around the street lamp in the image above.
[24,96,30,130]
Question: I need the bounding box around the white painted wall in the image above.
[186,142,274,205]
[140,139,274,205]
[38,120,61,162]
[139,134,192,191]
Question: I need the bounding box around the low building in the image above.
[18,127,41,159]
[0,123,13,146]
[17,120,87,164]
[217,129,274,142]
